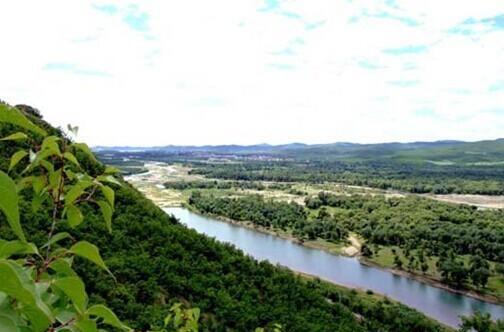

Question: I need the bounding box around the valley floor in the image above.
[125,162,504,305]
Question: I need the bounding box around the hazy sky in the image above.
[1,1,503,146]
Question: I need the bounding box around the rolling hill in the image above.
[94,139,504,165]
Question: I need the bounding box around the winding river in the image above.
[165,207,504,328]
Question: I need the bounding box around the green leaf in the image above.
[42,232,71,249]
[87,304,130,330]
[97,201,112,233]
[21,303,52,332]
[66,205,84,228]
[63,152,80,168]
[0,259,36,304]
[16,176,33,192]
[0,104,47,136]
[69,241,110,274]
[0,240,38,259]
[99,185,114,208]
[72,143,97,162]
[53,277,88,314]
[64,168,77,181]
[0,314,19,332]
[9,150,28,172]
[35,281,50,299]
[0,260,54,325]
[48,258,77,277]
[0,171,26,242]
[32,176,46,195]
[74,318,98,332]
[54,307,77,324]
[49,248,68,260]
[0,292,8,307]
[191,307,200,322]
[65,181,93,206]
[1,132,28,141]
[49,168,63,191]
[96,175,122,187]
[38,159,54,173]
[40,136,61,157]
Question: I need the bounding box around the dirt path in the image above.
[343,234,361,256]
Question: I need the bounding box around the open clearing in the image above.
[342,234,362,256]
[124,163,202,207]
[126,162,504,210]
[425,194,504,209]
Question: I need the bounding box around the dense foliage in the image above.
[189,191,504,291]
[459,311,504,332]
[306,192,504,262]
[164,180,290,191]
[188,193,348,242]
[0,103,456,331]
[0,103,130,331]
[73,187,365,331]
[189,160,504,195]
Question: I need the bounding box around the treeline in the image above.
[306,192,504,262]
[189,191,504,263]
[307,192,504,290]
[189,191,503,291]
[190,161,504,195]
[189,193,349,242]
[164,179,291,191]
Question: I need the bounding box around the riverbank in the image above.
[293,270,455,331]
[183,203,347,255]
[168,206,504,328]
[360,259,502,305]
[185,204,503,306]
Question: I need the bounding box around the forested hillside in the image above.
[0,102,454,331]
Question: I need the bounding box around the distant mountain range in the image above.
[93,140,465,153]
[94,139,504,164]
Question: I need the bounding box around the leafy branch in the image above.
[0,103,128,332]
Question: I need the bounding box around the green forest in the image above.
[188,192,504,299]
[163,180,291,191]
[3,0,504,330]
[96,138,504,196]
[189,161,504,195]
[0,104,476,330]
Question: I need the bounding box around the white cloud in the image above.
[0,0,502,146]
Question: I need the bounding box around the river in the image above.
[165,207,504,328]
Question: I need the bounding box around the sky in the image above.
[0,1,503,147]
